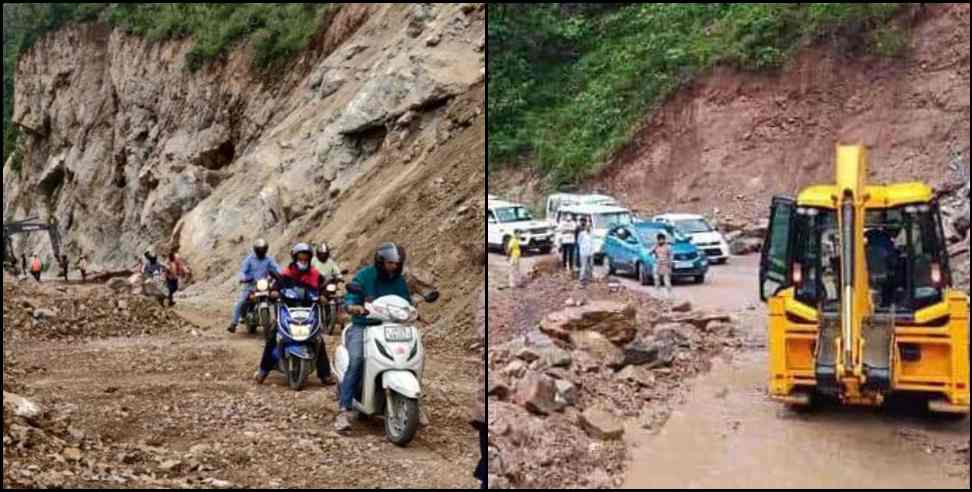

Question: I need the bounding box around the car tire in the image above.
[606,256,617,277]
[695,275,706,285]
[501,237,511,257]
[539,246,553,255]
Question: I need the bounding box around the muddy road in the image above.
[488,251,970,489]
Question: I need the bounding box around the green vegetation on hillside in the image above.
[488,3,909,185]
[3,3,337,168]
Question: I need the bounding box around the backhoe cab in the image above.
[760,146,969,415]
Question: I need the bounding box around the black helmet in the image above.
[254,238,269,259]
[144,248,158,263]
[374,243,406,279]
[316,242,331,263]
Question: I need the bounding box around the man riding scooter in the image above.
[335,243,413,433]
[254,243,336,386]
[229,239,281,334]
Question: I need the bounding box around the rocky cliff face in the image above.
[3,4,485,321]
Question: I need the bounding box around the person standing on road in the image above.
[558,215,577,274]
[77,254,89,283]
[578,220,595,287]
[506,233,522,289]
[165,252,189,307]
[30,254,43,282]
[473,249,487,490]
[652,233,674,299]
[59,255,70,282]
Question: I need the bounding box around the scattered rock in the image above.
[579,409,624,441]
[541,302,638,346]
[514,372,563,416]
[3,392,43,421]
[570,331,625,370]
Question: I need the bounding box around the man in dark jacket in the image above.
[335,243,413,433]
[254,243,335,386]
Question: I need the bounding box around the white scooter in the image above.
[332,285,439,447]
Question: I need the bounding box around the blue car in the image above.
[602,222,709,286]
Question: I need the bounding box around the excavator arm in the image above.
[2,217,63,269]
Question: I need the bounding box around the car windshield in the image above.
[592,212,632,230]
[674,219,713,235]
[494,207,535,223]
[639,225,687,243]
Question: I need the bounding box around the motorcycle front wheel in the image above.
[286,356,311,391]
[325,304,337,336]
[385,393,420,447]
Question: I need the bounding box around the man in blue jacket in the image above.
[228,239,281,334]
[336,243,413,433]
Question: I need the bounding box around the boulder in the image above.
[540,301,638,346]
[514,372,563,416]
[730,238,763,256]
[540,346,572,368]
[570,331,625,370]
[487,381,512,401]
[671,300,692,313]
[515,347,541,363]
[616,365,656,387]
[579,408,624,441]
[500,360,527,381]
[554,379,577,407]
[3,392,44,421]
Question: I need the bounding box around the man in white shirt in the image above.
[577,219,595,287]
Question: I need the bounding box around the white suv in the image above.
[653,214,730,264]
[487,199,555,255]
[557,204,634,263]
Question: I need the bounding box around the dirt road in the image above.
[489,251,970,489]
[5,284,479,489]
[491,252,762,312]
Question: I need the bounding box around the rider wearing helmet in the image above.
[335,242,413,433]
[312,241,344,282]
[254,243,335,386]
[229,239,281,334]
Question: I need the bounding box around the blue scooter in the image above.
[270,287,324,391]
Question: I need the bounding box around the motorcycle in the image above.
[244,278,275,339]
[333,284,439,447]
[321,270,350,336]
[269,286,324,391]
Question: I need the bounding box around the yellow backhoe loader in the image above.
[760,145,969,415]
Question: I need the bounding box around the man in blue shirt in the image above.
[228,239,281,334]
[336,243,413,433]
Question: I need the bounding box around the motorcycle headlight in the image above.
[257,279,269,291]
[291,324,311,340]
[326,284,338,293]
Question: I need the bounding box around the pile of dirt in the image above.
[2,281,192,342]
[486,269,742,489]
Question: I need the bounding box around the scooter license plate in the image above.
[385,327,413,342]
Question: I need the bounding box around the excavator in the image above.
[2,217,63,275]
[760,145,969,416]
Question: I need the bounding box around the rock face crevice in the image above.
[3,3,486,278]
